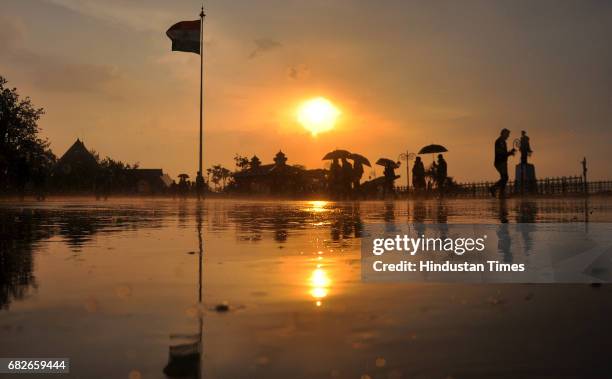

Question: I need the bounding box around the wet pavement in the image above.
[1,197,611,378]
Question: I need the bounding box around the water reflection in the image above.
[1,198,611,378]
[0,198,603,311]
[164,203,203,379]
[309,266,331,307]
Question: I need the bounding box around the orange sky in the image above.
[1,0,611,183]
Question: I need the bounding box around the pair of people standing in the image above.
[411,154,447,192]
[490,128,532,197]
[329,158,364,198]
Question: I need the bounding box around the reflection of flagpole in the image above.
[196,203,203,378]
[197,6,206,199]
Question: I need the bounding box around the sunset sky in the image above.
[1,0,611,182]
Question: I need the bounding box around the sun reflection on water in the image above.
[305,200,330,213]
[309,266,331,307]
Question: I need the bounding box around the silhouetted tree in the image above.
[234,154,250,171]
[209,164,233,191]
[0,76,56,195]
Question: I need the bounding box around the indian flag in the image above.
[166,20,201,54]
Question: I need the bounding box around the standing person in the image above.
[519,130,532,165]
[352,160,364,194]
[412,157,426,191]
[490,128,516,198]
[435,154,447,193]
[340,158,353,198]
[383,162,398,198]
[329,158,341,198]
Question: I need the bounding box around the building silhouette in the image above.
[232,151,327,196]
[51,138,169,195]
[53,139,99,192]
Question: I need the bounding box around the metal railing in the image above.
[396,176,612,197]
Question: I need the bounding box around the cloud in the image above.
[287,64,310,80]
[248,38,282,59]
[33,62,120,93]
[42,0,175,31]
[0,15,25,49]
[0,16,119,94]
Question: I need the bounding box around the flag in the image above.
[166,20,201,54]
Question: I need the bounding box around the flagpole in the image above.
[197,5,205,199]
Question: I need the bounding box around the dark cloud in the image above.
[248,38,282,59]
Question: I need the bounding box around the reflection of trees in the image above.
[0,207,164,309]
[0,211,52,309]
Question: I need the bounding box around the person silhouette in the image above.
[340,158,353,198]
[329,158,342,198]
[383,162,398,198]
[435,154,447,193]
[412,157,426,192]
[352,161,364,192]
[519,130,532,165]
[490,128,516,198]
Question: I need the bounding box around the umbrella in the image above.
[323,149,351,160]
[178,173,190,179]
[376,158,400,169]
[349,153,371,167]
[418,144,448,154]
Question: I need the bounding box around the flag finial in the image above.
[200,5,205,18]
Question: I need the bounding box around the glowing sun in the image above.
[297,97,341,136]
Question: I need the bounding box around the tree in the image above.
[0,76,56,194]
[220,167,231,189]
[234,154,250,171]
[209,164,233,191]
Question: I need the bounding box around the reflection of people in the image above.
[412,157,426,191]
[519,130,532,165]
[496,198,512,262]
[490,128,516,198]
[517,199,538,254]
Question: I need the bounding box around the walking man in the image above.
[490,128,516,198]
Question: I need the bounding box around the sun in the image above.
[297,97,341,136]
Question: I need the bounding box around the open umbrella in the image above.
[418,144,448,154]
[178,173,190,179]
[323,149,351,160]
[349,153,371,167]
[376,158,400,169]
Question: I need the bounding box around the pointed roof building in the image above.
[57,139,99,168]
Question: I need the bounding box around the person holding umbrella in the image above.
[376,158,400,198]
[323,149,351,199]
[349,153,371,196]
[435,154,447,193]
[340,157,353,198]
[418,144,449,195]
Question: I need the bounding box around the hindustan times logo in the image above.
[372,234,487,256]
